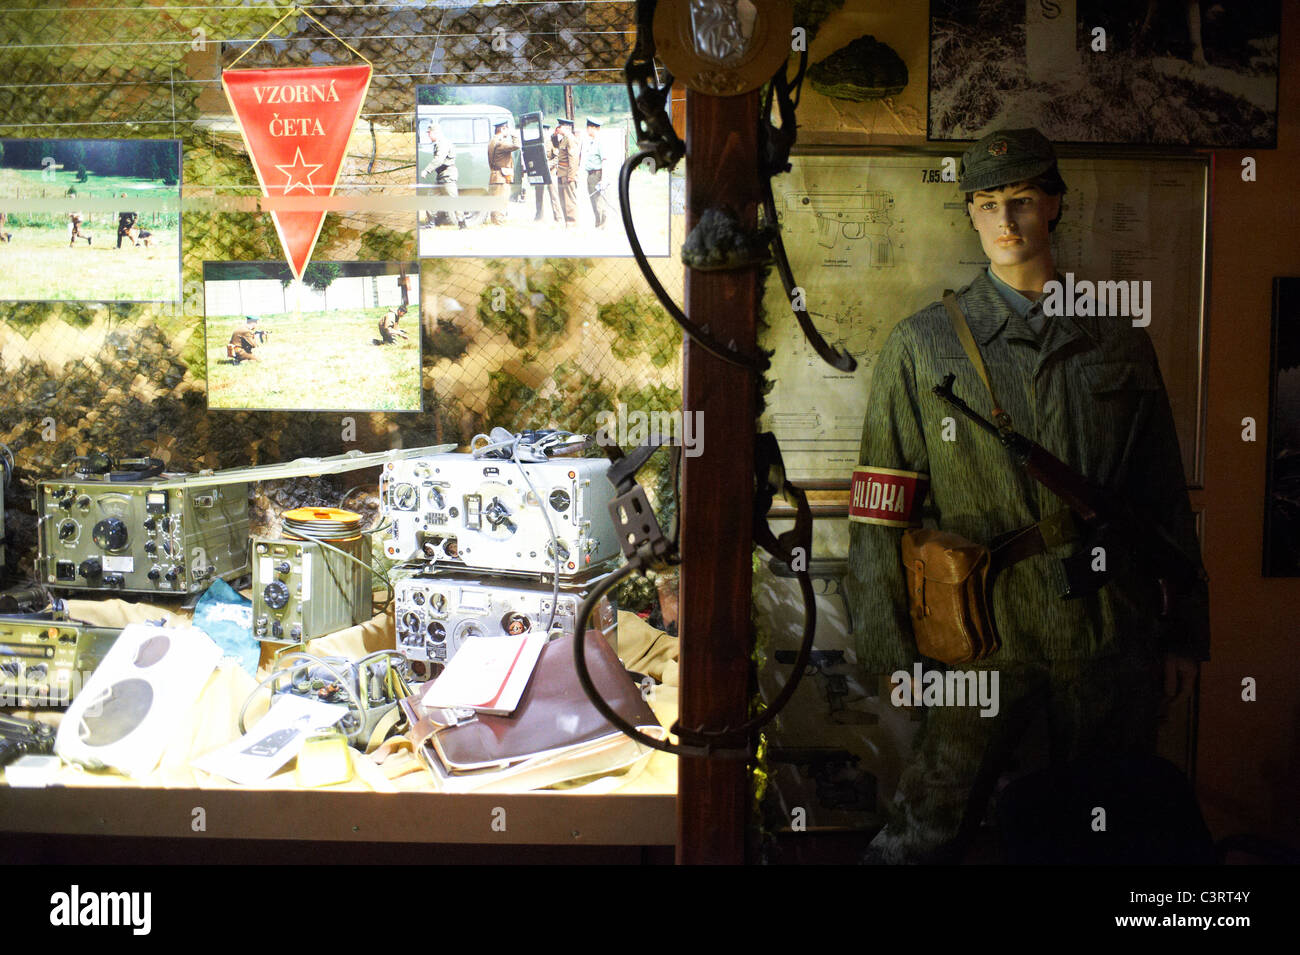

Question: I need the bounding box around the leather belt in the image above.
[989,509,1079,573]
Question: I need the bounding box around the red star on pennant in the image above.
[274,147,324,194]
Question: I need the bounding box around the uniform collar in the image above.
[961,269,1102,351]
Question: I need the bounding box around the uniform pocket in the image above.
[1082,361,1159,394]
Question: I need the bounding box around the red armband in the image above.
[849,466,928,528]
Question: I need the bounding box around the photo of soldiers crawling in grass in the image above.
[202,261,422,412]
[0,138,180,302]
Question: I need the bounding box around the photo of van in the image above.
[415,84,670,259]
[416,103,524,200]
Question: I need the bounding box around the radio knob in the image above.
[147,568,161,581]
[401,612,420,632]
[1,661,20,677]
[78,557,102,579]
[144,540,157,555]
[164,568,178,582]
[289,625,302,640]
[143,518,156,531]
[275,560,291,575]
[160,517,172,533]
[25,664,47,680]
[271,621,283,639]
[76,496,91,510]
[92,517,129,552]
[58,520,77,540]
[59,496,73,511]
[549,489,571,512]
[412,591,426,606]
[263,581,290,610]
[429,487,445,509]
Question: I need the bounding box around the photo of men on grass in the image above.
[202,260,421,412]
[416,84,671,258]
[0,138,180,302]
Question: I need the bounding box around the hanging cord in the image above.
[226,3,374,69]
[572,434,820,759]
[619,0,768,375]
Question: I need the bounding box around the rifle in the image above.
[931,373,1206,614]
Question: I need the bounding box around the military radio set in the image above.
[0,610,121,708]
[379,444,620,578]
[393,568,618,668]
[37,447,453,601]
[39,455,250,596]
[251,508,373,645]
[380,429,624,669]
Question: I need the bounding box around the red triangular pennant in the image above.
[222,64,371,279]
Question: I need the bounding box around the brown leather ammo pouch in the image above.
[901,528,999,665]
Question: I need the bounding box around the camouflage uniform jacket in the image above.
[845,270,1209,673]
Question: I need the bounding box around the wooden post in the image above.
[677,88,761,865]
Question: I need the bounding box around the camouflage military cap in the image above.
[959,128,1058,193]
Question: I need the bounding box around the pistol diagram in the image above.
[784,190,897,265]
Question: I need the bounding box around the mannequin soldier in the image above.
[421,122,466,230]
[227,316,262,363]
[486,120,520,226]
[534,123,562,223]
[553,117,580,228]
[583,117,608,229]
[845,128,1208,864]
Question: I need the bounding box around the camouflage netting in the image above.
[0,1,685,612]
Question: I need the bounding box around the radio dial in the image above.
[263,581,290,610]
[401,611,421,632]
[58,520,77,540]
[393,483,417,510]
[92,517,129,552]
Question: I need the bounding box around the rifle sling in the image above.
[942,290,1081,569]
[943,290,1012,429]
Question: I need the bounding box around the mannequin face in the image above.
[966,182,1060,273]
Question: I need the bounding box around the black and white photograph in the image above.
[416,83,671,258]
[928,0,1280,146]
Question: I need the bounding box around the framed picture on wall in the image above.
[927,0,1280,147]
[0,138,182,303]
[202,260,421,412]
[1264,277,1300,577]
[415,84,671,258]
